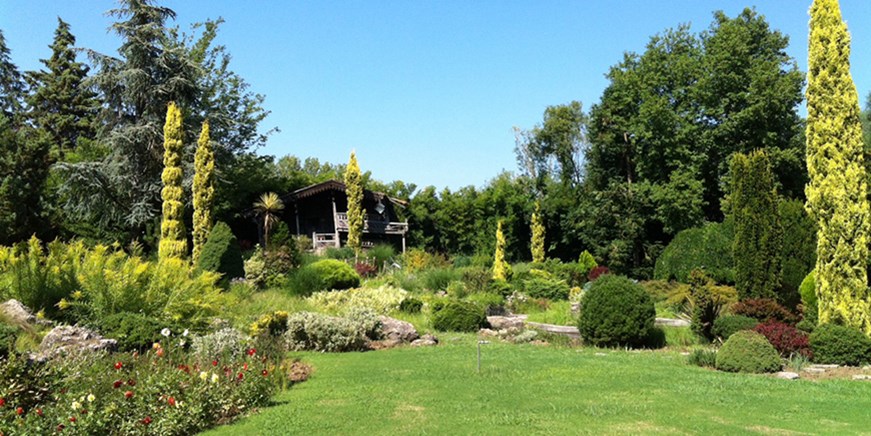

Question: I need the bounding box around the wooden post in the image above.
[294,203,300,236]
[331,194,340,247]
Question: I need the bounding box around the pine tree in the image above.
[0,30,24,121]
[730,150,783,300]
[25,18,97,159]
[805,0,871,333]
[344,151,364,253]
[192,120,214,263]
[158,102,187,261]
[493,220,510,280]
[530,201,545,263]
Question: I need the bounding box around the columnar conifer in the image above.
[493,220,509,280]
[192,120,214,264]
[730,150,782,300]
[530,201,545,263]
[344,151,364,253]
[158,102,187,261]
[805,0,871,333]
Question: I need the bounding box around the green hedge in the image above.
[809,324,871,366]
[654,222,735,284]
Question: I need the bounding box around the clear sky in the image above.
[2,1,870,191]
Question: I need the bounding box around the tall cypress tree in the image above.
[731,150,783,300]
[530,201,545,263]
[192,120,214,263]
[344,151,363,253]
[493,220,510,281]
[25,18,97,160]
[158,102,187,261]
[805,0,871,333]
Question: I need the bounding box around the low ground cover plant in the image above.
[285,311,377,352]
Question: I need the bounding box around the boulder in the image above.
[486,315,525,331]
[1,299,36,324]
[379,316,419,343]
[775,371,800,380]
[478,328,499,337]
[38,325,117,359]
[410,334,438,347]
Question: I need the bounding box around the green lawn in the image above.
[203,335,871,435]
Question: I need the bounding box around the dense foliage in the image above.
[196,222,244,284]
[158,102,187,261]
[711,315,758,341]
[753,320,811,358]
[192,121,215,264]
[431,300,487,332]
[715,330,782,373]
[577,275,655,347]
[344,151,363,253]
[653,222,734,284]
[809,323,871,366]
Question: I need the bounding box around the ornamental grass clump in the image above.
[577,275,655,348]
[715,330,781,373]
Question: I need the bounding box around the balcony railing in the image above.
[334,212,408,235]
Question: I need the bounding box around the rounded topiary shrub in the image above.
[196,222,244,284]
[399,297,423,313]
[653,221,735,284]
[809,324,871,366]
[712,315,759,341]
[308,259,361,291]
[715,330,781,373]
[432,300,486,332]
[577,275,655,347]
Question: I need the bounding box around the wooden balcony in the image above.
[334,212,408,235]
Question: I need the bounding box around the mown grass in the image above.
[203,335,871,435]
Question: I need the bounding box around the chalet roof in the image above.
[282,180,408,207]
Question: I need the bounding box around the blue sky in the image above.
[2,1,870,191]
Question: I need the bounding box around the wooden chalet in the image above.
[265,180,409,252]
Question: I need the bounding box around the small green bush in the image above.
[687,348,718,368]
[488,279,514,297]
[422,267,460,291]
[799,271,817,325]
[0,322,17,358]
[809,324,871,366]
[308,259,361,291]
[653,222,735,284]
[196,222,245,285]
[715,330,781,373]
[399,297,423,313]
[191,327,250,361]
[94,312,185,351]
[577,275,655,348]
[286,264,325,296]
[432,300,487,332]
[466,292,505,315]
[459,266,492,293]
[368,244,396,267]
[325,246,355,260]
[522,276,571,300]
[250,311,290,337]
[712,315,758,340]
[284,311,372,352]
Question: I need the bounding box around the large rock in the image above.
[410,334,439,347]
[775,371,800,380]
[379,316,419,343]
[486,315,525,332]
[38,325,117,359]
[1,299,36,324]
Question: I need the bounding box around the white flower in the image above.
[182,329,189,337]
[161,328,172,337]
[87,393,95,403]
[71,401,82,410]
[199,371,208,381]
[211,373,220,383]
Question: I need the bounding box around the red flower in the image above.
[113,380,123,389]
[247,348,256,356]
[114,361,123,370]
[124,391,134,399]
[261,370,268,377]
[16,407,24,416]
[36,408,43,417]
[212,360,218,367]
[56,424,65,432]
[0,397,5,407]
[243,363,248,371]
[168,396,176,407]
[69,416,76,423]
[156,348,165,358]
[238,372,245,380]
[127,379,136,387]
[141,416,152,425]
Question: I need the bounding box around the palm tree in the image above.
[253,192,284,249]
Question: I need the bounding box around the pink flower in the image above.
[124,391,134,399]
[141,416,152,425]
[16,407,24,416]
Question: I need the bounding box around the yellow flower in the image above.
[72,290,84,300]
[36,310,45,319]
[199,371,208,381]
[152,342,162,349]
[57,299,70,310]
[211,373,220,383]
[71,401,82,410]
[87,393,95,403]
